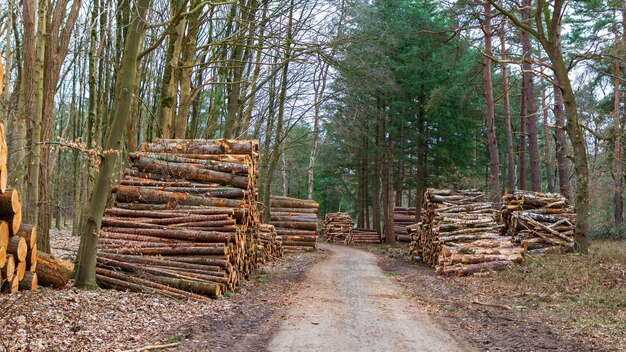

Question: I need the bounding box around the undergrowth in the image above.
[478,240,626,348]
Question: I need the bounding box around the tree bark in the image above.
[517,75,526,190]
[541,69,555,193]
[500,20,516,191]
[614,13,624,233]
[75,0,152,289]
[553,83,571,199]
[521,0,541,192]
[482,2,501,207]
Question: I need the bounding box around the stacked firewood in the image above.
[394,207,416,243]
[501,191,575,254]
[96,139,262,298]
[436,238,524,276]
[351,228,381,245]
[0,126,39,293]
[256,224,283,263]
[410,189,521,276]
[323,212,353,244]
[269,196,319,252]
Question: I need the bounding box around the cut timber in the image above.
[114,186,243,208]
[8,206,21,235]
[15,260,26,280]
[0,246,5,267]
[16,224,36,248]
[141,139,258,155]
[0,221,8,250]
[0,189,19,215]
[2,276,19,293]
[18,272,38,291]
[36,251,74,288]
[7,235,26,262]
[26,243,38,265]
[133,157,250,188]
[96,268,208,301]
[2,254,15,282]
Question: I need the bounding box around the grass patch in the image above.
[166,334,184,344]
[476,240,626,348]
[254,274,268,282]
[363,243,403,251]
[438,305,457,312]
[254,268,268,281]
[386,271,401,277]
[223,290,235,298]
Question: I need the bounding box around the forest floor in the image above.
[2,229,623,351]
[367,241,626,352]
[0,229,326,351]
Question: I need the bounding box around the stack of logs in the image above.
[0,127,39,293]
[269,196,319,252]
[96,139,279,298]
[394,207,421,243]
[323,212,353,244]
[351,228,381,245]
[257,224,283,263]
[501,191,575,254]
[409,189,523,276]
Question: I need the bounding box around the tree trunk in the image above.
[415,99,426,223]
[157,0,185,139]
[541,69,555,193]
[372,107,382,234]
[12,0,36,207]
[260,0,293,223]
[27,0,48,226]
[395,120,404,207]
[175,0,202,139]
[517,79,526,190]
[308,57,329,200]
[384,131,395,245]
[75,0,151,289]
[500,19,516,191]
[482,3,501,207]
[521,0,541,192]
[553,83,571,199]
[614,16,624,233]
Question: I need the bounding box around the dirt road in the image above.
[267,243,473,351]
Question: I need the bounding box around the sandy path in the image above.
[267,243,473,352]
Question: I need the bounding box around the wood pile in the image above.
[351,228,381,245]
[256,224,283,263]
[501,191,575,254]
[0,126,40,293]
[269,196,319,252]
[394,207,423,243]
[96,139,267,298]
[323,212,353,244]
[409,189,521,276]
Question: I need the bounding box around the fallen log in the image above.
[36,252,74,288]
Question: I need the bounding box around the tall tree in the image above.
[482,2,501,206]
[520,0,542,192]
[490,0,590,252]
[75,0,152,288]
[500,19,516,191]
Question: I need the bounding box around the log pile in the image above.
[351,228,381,245]
[96,139,267,298]
[394,207,423,243]
[323,212,353,244]
[256,224,283,263]
[0,127,40,293]
[409,189,521,276]
[501,191,575,254]
[269,196,319,252]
